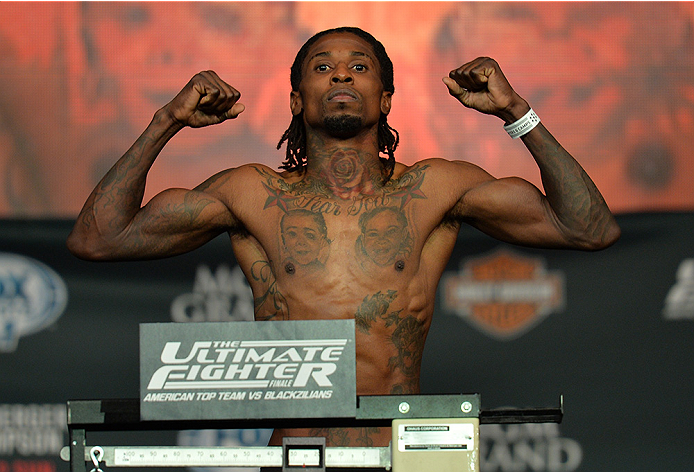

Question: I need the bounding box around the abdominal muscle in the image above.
[244,239,435,447]
[265,307,429,447]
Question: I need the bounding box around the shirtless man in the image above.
[67,27,620,451]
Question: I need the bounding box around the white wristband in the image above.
[503,108,540,139]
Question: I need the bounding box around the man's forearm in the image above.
[68,109,182,257]
[445,58,620,249]
[520,121,620,249]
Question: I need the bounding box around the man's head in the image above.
[289,27,394,95]
[277,27,399,181]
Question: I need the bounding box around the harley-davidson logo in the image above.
[442,248,565,340]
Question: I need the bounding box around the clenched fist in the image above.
[443,57,529,124]
[163,71,245,128]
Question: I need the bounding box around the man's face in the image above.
[291,32,392,137]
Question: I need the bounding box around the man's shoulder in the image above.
[393,157,491,181]
[224,163,276,179]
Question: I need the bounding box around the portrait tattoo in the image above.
[280,209,331,268]
[355,206,413,268]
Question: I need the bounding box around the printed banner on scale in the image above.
[140,320,356,421]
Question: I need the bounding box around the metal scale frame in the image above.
[63,394,563,472]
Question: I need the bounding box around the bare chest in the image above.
[239,205,421,315]
[229,164,456,321]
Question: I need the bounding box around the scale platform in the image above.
[62,395,562,472]
[64,321,562,471]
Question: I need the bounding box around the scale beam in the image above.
[61,445,391,469]
[64,395,562,472]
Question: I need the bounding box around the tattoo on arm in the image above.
[526,129,618,245]
[158,193,216,227]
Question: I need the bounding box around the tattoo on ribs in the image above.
[385,312,426,377]
[250,260,288,320]
[354,290,401,334]
[354,290,426,380]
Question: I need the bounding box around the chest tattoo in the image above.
[253,165,430,275]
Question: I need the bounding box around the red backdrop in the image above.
[1,1,693,217]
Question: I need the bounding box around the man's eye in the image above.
[353,64,367,72]
[316,64,331,72]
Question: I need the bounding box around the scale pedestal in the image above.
[392,417,479,472]
[62,395,562,471]
[64,321,562,471]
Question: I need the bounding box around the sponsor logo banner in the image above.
[140,320,356,421]
[0,403,67,472]
[0,253,68,353]
[480,423,582,471]
[442,248,565,340]
[171,264,254,323]
[0,403,67,457]
[663,258,694,320]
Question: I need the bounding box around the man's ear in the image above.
[380,91,393,115]
[290,91,303,116]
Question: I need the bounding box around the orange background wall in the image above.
[1,1,692,217]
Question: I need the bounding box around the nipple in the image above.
[395,260,405,272]
[284,262,296,275]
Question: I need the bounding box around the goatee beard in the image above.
[323,114,363,139]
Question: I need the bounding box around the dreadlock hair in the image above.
[277,27,400,183]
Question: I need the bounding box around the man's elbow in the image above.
[604,221,622,247]
[580,220,621,251]
[66,229,114,261]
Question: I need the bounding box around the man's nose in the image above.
[331,64,353,83]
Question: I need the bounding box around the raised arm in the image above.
[443,57,620,250]
[67,71,245,260]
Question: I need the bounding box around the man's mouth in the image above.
[327,89,359,102]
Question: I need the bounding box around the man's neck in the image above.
[303,129,386,199]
